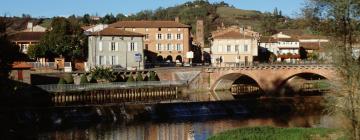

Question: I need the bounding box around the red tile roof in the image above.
[90,28,144,36]
[213,31,253,39]
[109,20,191,28]
[8,32,45,42]
[12,62,32,69]
[300,42,328,50]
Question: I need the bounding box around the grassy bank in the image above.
[208,127,344,140]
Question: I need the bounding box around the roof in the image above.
[259,36,277,43]
[277,38,299,42]
[300,42,328,50]
[81,25,95,31]
[213,31,253,39]
[109,20,191,28]
[90,28,144,36]
[8,32,45,42]
[12,62,32,69]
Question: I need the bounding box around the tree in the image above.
[39,17,86,61]
[101,14,116,24]
[58,78,66,84]
[82,14,91,25]
[306,0,360,139]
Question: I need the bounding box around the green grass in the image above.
[208,126,341,140]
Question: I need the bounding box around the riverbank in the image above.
[208,126,344,140]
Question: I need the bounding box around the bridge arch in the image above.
[212,73,263,92]
[276,72,331,95]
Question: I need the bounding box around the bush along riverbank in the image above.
[208,126,345,140]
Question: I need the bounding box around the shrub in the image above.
[136,72,144,81]
[80,74,89,84]
[90,67,116,82]
[127,75,135,82]
[58,78,66,84]
[149,71,157,81]
[63,73,74,84]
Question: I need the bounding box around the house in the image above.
[9,62,32,84]
[109,18,191,63]
[8,22,46,54]
[87,28,145,70]
[258,32,300,61]
[82,24,108,35]
[210,26,259,66]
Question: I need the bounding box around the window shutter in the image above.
[160,44,163,51]
[170,44,173,51]
[180,44,183,51]
[180,34,183,40]
[115,42,119,51]
[127,42,131,51]
[172,34,175,40]
[156,34,158,40]
[218,46,222,52]
[115,56,119,65]
[104,56,107,65]
[134,42,138,51]
[109,42,111,51]
[162,34,165,40]
[96,56,99,65]
[99,41,103,51]
[156,44,159,51]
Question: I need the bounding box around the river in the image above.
[8,92,332,140]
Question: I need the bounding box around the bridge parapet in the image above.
[204,64,334,73]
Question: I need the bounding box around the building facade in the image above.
[109,20,191,63]
[211,27,258,66]
[87,28,145,70]
[9,22,46,54]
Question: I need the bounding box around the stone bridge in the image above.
[155,65,337,94]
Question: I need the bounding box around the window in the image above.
[176,34,181,40]
[167,44,172,51]
[244,45,248,52]
[235,45,239,52]
[98,41,103,51]
[167,28,171,31]
[157,43,162,51]
[145,28,149,32]
[176,44,181,51]
[145,34,149,40]
[132,28,136,31]
[111,56,116,65]
[99,56,104,65]
[177,28,181,31]
[145,44,149,50]
[111,42,116,51]
[167,34,172,40]
[158,28,161,31]
[157,34,162,40]
[227,45,231,52]
[130,42,135,51]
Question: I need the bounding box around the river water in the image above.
[26,92,332,140]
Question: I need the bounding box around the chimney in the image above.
[27,22,33,31]
[175,17,180,22]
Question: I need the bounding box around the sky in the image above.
[0,0,305,18]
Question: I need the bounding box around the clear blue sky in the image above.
[1,0,305,18]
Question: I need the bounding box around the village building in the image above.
[8,22,46,54]
[210,26,259,66]
[109,18,191,63]
[87,28,145,70]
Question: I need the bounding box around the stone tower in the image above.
[196,20,205,49]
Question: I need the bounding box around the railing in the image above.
[27,62,72,69]
[36,80,187,93]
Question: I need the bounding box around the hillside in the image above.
[216,7,263,31]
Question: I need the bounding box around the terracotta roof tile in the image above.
[300,42,328,50]
[260,36,277,43]
[109,20,191,28]
[8,32,45,42]
[12,62,32,69]
[277,38,299,42]
[90,28,144,36]
[213,31,253,39]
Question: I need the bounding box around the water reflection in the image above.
[34,91,328,140]
[38,114,324,140]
